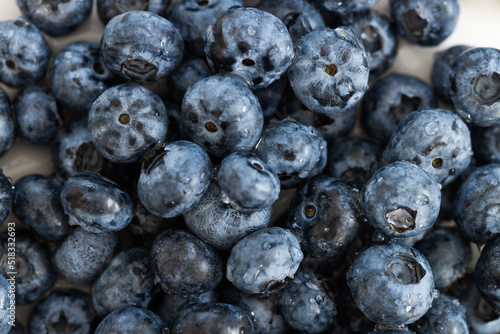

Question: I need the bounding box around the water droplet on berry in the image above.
[239,128,250,138]
[247,26,256,36]
[424,121,439,136]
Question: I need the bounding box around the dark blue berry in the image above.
[0,169,13,224]
[475,235,500,314]
[166,57,212,105]
[97,0,169,24]
[431,45,470,104]
[320,0,379,15]
[0,276,11,334]
[95,306,167,334]
[157,290,217,326]
[235,292,289,334]
[0,88,14,157]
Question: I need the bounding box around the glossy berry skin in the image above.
[168,0,243,58]
[235,293,288,334]
[89,83,168,164]
[218,150,280,210]
[204,7,294,89]
[29,289,97,334]
[362,161,441,238]
[347,242,436,326]
[0,17,51,87]
[61,172,134,233]
[91,247,155,318]
[50,42,113,115]
[446,47,500,126]
[0,276,11,334]
[0,234,55,304]
[101,11,184,83]
[255,119,327,188]
[431,45,470,104]
[383,109,472,186]
[166,57,212,105]
[93,91,168,164]
[286,176,363,258]
[279,268,336,333]
[226,227,303,294]
[52,120,106,180]
[13,174,70,241]
[390,0,459,46]
[13,85,62,145]
[341,10,398,80]
[471,125,500,165]
[97,0,169,24]
[181,75,263,158]
[288,27,369,115]
[172,303,254,334]
[158,290,217,326]
[453,164,500,245]
[257,0,325,44]
[184,182,272,251]
[0,169,13,224]
[410,294,468,334]
[16,0,92,36]
[361,74,437,144]
[138,140,212,218]
[0,88,14,157]
[150,229,223,295]
[326,138,382,187]
[475,235,500,313]
[415,227,470,290]
[95,306,167,334]
[280,96,356,143]
[320,0,379,15]
[54,228,118,285]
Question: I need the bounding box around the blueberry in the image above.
[29,289,97,334]
[0,17,51,87]
[226,226,303,294]
[254,77,288,118]
[383,109,472,186]
[171,302,254,334]
[182,74,263,158]
[254,119,327,188]
[13,174,70,241]
[475,235,500,315]
[414,227,471,290]
[341,9,398,80]
[97,0,169,24]
[0,88,14,157]
[361,74,437,144]
[61,172,134,233]
[13,84,62,145]
[288,27,369,114]
[431,45,470,104]
[52,120,106,180]
[95,306,167,334]
[217,150,280,210]
[89,83,169,164]
[157,290,217,326]
[235,292,289,334]
[361,161,441,238]
[453,164,500,245]
[54,228,118,285]
[410,294,468,334]
[101,11,184,83]
[0,276,11,334]
[150,229,223,295]
[347,242,436,326]
[166,57,212,105]
[204,7,294,89]
[257,0,326,44]
[138,140,212,218]
[279,268,336,333]
[184,182,272,250]
[286,175,363,258]
[128,200,177,243]
[0,169,13,224]
[446,47,500,127]
[319,0,379,15]
[390,0,459,46]
[471,124,500,165]
[168,0,243,58]
[91,247,155,318]
[16,0,92,36]
[50,42,114,115]
[326,138,382,187]
[367,327,416,334]
[0,234,55,304]
[279,96,356,143]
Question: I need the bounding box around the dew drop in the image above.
[247,26,256,36]
[424,122,439,136]
[239,128,250,139]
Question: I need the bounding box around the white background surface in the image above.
[0,0,499,326]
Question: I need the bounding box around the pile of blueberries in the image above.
[0,0,499,333]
